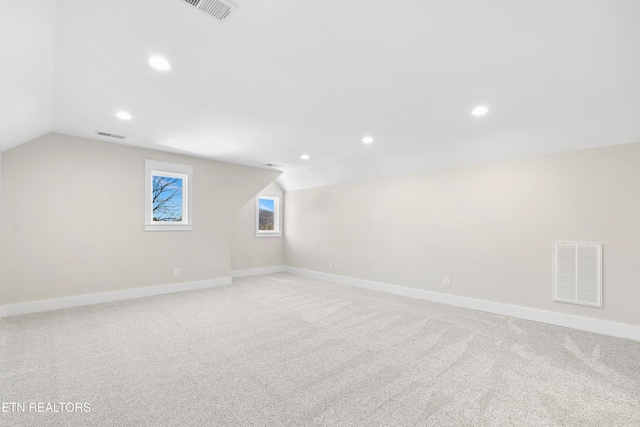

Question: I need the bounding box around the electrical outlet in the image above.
[443,276,450,286]
[329,261,333,269]
[174,268,180,277]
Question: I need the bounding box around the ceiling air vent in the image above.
[177,0,238,22]
[265,163,283,168]
[96,131,127,140]
[553,242,602,307]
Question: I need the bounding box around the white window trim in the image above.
[145,159,193,231]
[255,189,282,238]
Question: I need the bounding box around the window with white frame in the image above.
[255,190,282,237]
[145,159,193,231]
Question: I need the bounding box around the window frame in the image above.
[144,159,193,231]
[255,190,282,238]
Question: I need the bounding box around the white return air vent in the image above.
[96,131,126,140]
[177,0,238,22]
[553,242,602,307]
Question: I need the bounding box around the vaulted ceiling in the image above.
[2,0,640,190]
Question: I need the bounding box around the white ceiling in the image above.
[2,0,640,190]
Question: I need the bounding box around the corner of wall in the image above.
[230,180,285,272]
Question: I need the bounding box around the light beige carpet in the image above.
[1,273,639,426]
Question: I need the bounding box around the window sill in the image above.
[255,232,282,238]
[145,224,193,231]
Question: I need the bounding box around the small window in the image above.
[256,190,282,237]
[145,160,193,231]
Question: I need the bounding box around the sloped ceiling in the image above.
[2,0,640,190]
[0,0,56,150]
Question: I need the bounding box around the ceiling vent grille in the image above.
[553,242,602,307]
[177,0,238,22]
[96,131,126,140]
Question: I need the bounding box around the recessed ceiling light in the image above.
[362,136,374,144]
[300,154,310,160]
[148,56,171,71]
[472,105,489,116]
[116,111,132,120]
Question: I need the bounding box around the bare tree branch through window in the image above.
[152,175,183,222]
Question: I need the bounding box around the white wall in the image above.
[0,149,2,312]
[1,133,280,305]
[231,182,284,272]
[285,142,640,327]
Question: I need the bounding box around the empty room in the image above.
[1,0,639,426]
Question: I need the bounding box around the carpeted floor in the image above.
[1,273,639,426]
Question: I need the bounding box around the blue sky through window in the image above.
[152,175,183,222]
[259,198,274,212]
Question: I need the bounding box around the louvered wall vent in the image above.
[177,0,238,22]
[553,242,602,307]
[96,131,126,140]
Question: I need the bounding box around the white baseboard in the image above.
[284,266,640,342]
[0,277,232,318]
[231,265,284,278]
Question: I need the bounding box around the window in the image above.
[145,160,193,231]
[255,190,282,237]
